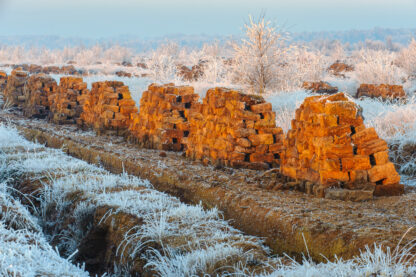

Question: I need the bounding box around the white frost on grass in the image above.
[0,182,40,233]
[95,190,262,258]
[0,224,88,277]
[0,123,41,151]
[0,181,88,276]
[0,122,268,275]
[1,122,416,276]
[247,243,416,277]
[265,90,309,133]
[145,243,247,276]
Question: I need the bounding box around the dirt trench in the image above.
[2,111,416,263]
[8,174,152,275]
[3,123,274,276]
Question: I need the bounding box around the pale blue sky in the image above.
[0,0,415,37]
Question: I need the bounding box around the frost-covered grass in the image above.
[2,36,416,94]
[2,35,415,113]
[1,37,416,273]
[265,90,309,133]
[241,243,416,277]
[0,122,271,275]
[0,127,88,276]
[0,223,88,277]
[350,49,407,86]
[0,181,88,276]
[96,189,268,275]
[1,122,416,276]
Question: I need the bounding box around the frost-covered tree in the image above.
[232,14,292,94]
[330,40,347,62]
[396,38,416,77]
[198,41,229,84]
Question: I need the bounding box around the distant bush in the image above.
[396,38,416,78]
[350,49,406,85]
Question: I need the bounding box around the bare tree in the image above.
[232,14,292,94]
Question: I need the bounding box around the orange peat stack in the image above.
[22,73,57,119]
[80,81,137,135]
[48,77,90,124]
[281,92,403,198]
[4,69,29,107]
[357,84,406,100]
[128,83,199,151]
[0,71,7,92]
[185,87,285,169]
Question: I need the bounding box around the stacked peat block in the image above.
[42,66,60,74]
[4,69,29,107]
[28,64,43,74]
[48,77,90,124]
[176,62,206,82]
[13,64,29,71]
[356,84,406,100]
[185,87,285,169]
[137,62,148,69]
[0,71,7,92]
[281,92,403,199]
[23,74,58,119]
[302,81,338,94]
[60,65,78,75]
[328,62,354,77]
[115,71,132,78]
[80,81,137,135]
[128,83,198,151]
